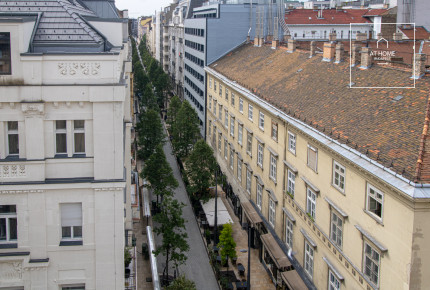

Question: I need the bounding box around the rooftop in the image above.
[399,26,430,40]
[285,9,375,25]
[209,43,430,183]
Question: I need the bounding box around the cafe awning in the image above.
[201,197,233,227]
[280,270,307,290]
[241,201,262,226]
[260,233,291,270]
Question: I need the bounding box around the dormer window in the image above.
[0,32,11,75]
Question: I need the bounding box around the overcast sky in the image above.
[115,0,173,18]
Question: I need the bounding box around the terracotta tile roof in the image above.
[285,9,371,25]
[209,43,430,183]
[363,9,388,16]
[399,27,430,40]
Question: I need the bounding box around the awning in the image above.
[280,270,307,290]
[242,201,262,226]
[147,226,161,290]
[201,197,233,227]
[260,233,291,270]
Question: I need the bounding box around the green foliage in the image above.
[217,223,237,265]
[136,109,165,160]
[141,83,158,110]
[186,139,216,199]
[124,248,132,267]
[153,196,189,281]
[167,275,196,290]
[167,95,181,130]
[141,144,178,202]
[172,101,200,159]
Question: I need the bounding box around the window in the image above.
[238,125,243,145]
[218,104,222,120]
[287,170,295,196]
[218,133,222,153]
[239,98,243,113]
[246,168,252,194]
[0,32,11,74]
[268,198,275,227]
[237,159,242,181]
[259,112,265,130]
[363,242,380,286]
[231,92,235,106]
[209,120,212,137]
[214,80,217,92]
[288,132,296,154]
[333,161,345,192]
[270,154,277,182]
[330,212,343,248]
[224,139,228,160]
[209,96,212,110]
[246,132,252,156]
[230,147,234,170]
[285,217,293,249]
[307,145,318,172]
[230,117,235,137]
[271,122,278,141]
[219,84,223,96]
[73,120,85,154]
[0,205,17,243]
[61,203,82,240]
[366,184,383,219]
[256,183,262,209]
[248,104,253,121]
[212,125,216,146]
[329,271,341,290]
[209,77,212,89]
[62,286,85,290]
[257,143,264,168]
[214,100,217,115]
[225,88,229,101]
[304,241,314,278]
[7,121,19,156]
[55,120,67,154]
[224,109,228,128]
[306,187,316,220]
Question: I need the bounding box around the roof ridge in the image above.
[414,91,430,182]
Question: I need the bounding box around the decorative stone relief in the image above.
[0,261,23,281]
[21,103,44,116]
[0,189,44,194]
[58,62,101,76]
[0,164,26,178]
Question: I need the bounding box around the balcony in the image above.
[124,247,137,290]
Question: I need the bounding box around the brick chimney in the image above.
[334,42,344,64]
[360,47,373,69]
[309,41,316,58]
[287,39,296,53]
[329,33,337,42]
[322,42,335,62]
[412,53,427,79]
[393,32,403,41]
[351,43,361,67]
[254,36,259,46]
[356,33,367,41]
[272,39,279,49]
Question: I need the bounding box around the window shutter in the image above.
[61,203,82,227]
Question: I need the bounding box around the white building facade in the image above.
[0,1,132,289]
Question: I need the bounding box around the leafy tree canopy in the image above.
[172,100,200,159]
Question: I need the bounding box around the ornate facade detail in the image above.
[21,103,44,116]
[94,187,124,192]
[58,62,101,76]
[0,189,44,194]
[0,261,23,281]
[1,164,26,178]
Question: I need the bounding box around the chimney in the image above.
[393,32,403,41]
[334,42,344,64]
[309,41,316,58]
[287,39,296,53]
[254,36,260,47]
[351,43,361,67]
[356,33,367,41]
[360,47,373,69]
[412,53,427,79]
[247,35,250,43]
[272,39,279,49]
[322,42,336,62]
[329,32,337,42]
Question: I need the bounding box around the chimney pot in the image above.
[322,42,336,62]
[309,41,316,58]
[351,42,361,67]
[412,53,427,79]
[360,47,373,69]
[272,39,279,49]
[334,42,344,64]
[329,32,337,42]
[287,39,296,53]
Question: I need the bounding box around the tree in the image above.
[141,144,178,204]
[153,196,189,285]
[167,275,196,290]
[186,139,217,200]
[140,83,158,110]
[136,109,165,160]
[172,100,200,159]
[217,223,237,271]
[167,95,181,130]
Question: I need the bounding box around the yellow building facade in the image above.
[204,47,430,290]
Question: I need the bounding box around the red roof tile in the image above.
[363,9,388,16]
[285,9,371,25]
[399,27,430,40]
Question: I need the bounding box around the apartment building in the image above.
[205,42,430,289]
[0,1,132,289]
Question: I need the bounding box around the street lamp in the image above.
[247,225,251,290]
[214,168,218,245]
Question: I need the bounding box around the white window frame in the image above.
[259,111,265,130]
[212,125,216,144]
[366,184,384,220]
[224,109,228,128]
[229,147,234,170]
[328,270,341,290]
[330,211,343,248]
[218,133,222,153]
[288,131,296,155]
[209,96,212,110]
[208,120,212,138]
[256,183,262,210]
[268,198,275,227]
[363,242,380,286]
[285,217,293,249]
[213,100,217,115]
[7,121,19,156]
[307,145,318,172]
[55,120,67,155]
[270,154,277,182]
[246,168,252,194]
[248,104,253,121]
[257,143,264,168]
[214,80,217,91]
[246,132,252,156]
[0,205,17,243]
[219,83,223,96]
[304,241,314,278]
[271,121,278,141]
[225,87,229,100]
[237,159,242,182]
[238,125,243,145]
[306,187,316,220]
[287,170,295,197]
[61,203,83,241]
[209,77,212,89]
[230,117,235,137]
[231,92,235,106]
[333,160,346,192]
[224,139,228,160]
[73,120,85,154]
[239,98,243,113]
[218,104,222,120]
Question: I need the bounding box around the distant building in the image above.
[397,0,430,31]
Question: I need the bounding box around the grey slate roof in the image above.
[0,0,105,51]
[81,0,119,19]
